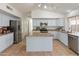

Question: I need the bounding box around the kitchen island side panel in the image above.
[26,37,53,52]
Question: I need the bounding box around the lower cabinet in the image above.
[0,33,14,52]
[48,31,68,46]
[57,32,68,46]
[48,31,58,39]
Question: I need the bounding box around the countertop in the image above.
[57,31,79,37]
[56,30,70,33]
[0,32,14,37]
[26,31,53,37]
[68,32,79,37]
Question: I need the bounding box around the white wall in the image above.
[21,17,28,36]
[31,9,64,18]
[21,16,33,41]
[21,16,33,45]
[28,18,33,35]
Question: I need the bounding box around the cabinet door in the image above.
[0,36,8,52]
[61,33,68,46]
[60,19,64,26]
[6,33,14,46]
[0,14,1,26]
[36,20,40,26]
[0,13,3,26]
[2,14,9,26]
[0,33,14,52]
[48,20,56,26]
[0,13,10,26]
[56,19,64,26]
[58,32,68,46]
[1,14,5,26]
[33,20,36,26]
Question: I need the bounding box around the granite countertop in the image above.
[26,31,53,37]
[68,32,79,37]
[0,32,13,36]
[56,30,68,33]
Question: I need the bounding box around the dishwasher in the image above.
[68,34,79,54]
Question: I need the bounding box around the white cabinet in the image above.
[33,19,57,27]
[0,33,14,52]
[33,20,40,26]
[0,13,2,26]
[49,31,57,39]
[36,20,40,26]
[48,20,56,26]
[0,13,3,26]
[33,20,36,26]
[56,19,64,26]
[49,31,68,46]
[0,13,10,26]
[2,14,9,26]
[33,18,64,27]
[57,32,68,46]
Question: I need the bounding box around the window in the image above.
[69,16,79,32]
[76,16,79,32]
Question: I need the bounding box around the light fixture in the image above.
[44,5,47,9]
[38,4,41,7]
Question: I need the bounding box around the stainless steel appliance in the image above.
[10,20,22,44]
[68,34,79,54]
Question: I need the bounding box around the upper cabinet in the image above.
[56,19,64,26]
[48,20,56,26]
[0,13,9,26]
[0,13,2,26]
[32,18,64,27]
[0,13,20,26]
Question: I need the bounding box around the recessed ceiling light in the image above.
[38,4,41,7]
[44,5,47,9]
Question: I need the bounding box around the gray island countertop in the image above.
[26,31,54,37]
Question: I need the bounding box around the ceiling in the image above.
[10,3,79,15]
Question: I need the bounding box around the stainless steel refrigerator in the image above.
[10,20,22,44]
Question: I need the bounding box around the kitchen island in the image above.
[26,31,53,52]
